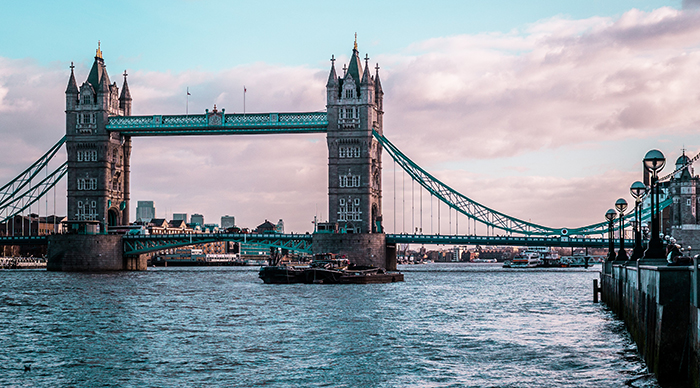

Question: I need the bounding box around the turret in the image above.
[360,54,374,104]
[374,63,383,114]
[65,62,79,111]
[119,71,132,116]
[326,55,339,104]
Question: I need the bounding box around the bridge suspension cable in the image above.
[0,163,67,225]
[0,136,65,207]
[0,136,67,226]
[374,130,670,237]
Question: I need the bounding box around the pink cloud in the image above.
[2,7,700,232]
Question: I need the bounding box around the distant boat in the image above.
[509,249,543,268]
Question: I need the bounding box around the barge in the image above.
[259,254,404,284]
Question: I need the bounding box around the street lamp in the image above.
[641,150,666,263]
[629,181,647,263]
[615,198,628,262]
[606,209,617,262]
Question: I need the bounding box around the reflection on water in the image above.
[0,263,659,387]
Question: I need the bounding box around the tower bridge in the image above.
[0,40,681,271]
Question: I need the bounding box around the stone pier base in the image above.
[601,262,695,386]
[47,234,146,271]
[312,232,395,270]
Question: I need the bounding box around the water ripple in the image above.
[0,264,659,387]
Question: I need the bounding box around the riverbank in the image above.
[600,260,700,387]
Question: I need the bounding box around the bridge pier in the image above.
[312,232,396,270]
[47,234,145,271]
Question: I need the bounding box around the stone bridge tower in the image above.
[64,43,132,231]
[313,38,395,269]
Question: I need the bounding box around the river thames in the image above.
[0,263,659,387]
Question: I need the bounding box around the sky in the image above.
[2,0,700,234]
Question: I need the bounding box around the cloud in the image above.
[386,7,700,163]
[683,0,700,10]
[3,7,700,232]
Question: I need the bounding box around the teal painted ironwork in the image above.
[0,236,48,245]
[0,162,67,224]
[387,233,627,248]
[106,112,328,136]
[123,233,313,256]
[373,129,671,236]
[0,136,65,208]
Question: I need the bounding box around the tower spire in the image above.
[65,61,78,94]
[96,41,103,59]
[354,32,357,51]
[326,54,338,87]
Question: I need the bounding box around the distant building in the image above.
[256,220,277,233]
[203,223,219,233]
[136,201,155,223]
[221,215,235,229]
[662,151,700,249]
[173,213,188,222]
[190,213,204,226]
[275,219,284,233]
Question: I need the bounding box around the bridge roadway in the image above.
[0,233,624,253]
[386,234,622,248]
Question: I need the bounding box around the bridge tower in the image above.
[313,38,395,269]
[49,44,141,271]
[64,43,132,230]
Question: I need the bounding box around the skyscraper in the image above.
[136,201,155,223]
[190,214,204,226]
[221,215,235,229]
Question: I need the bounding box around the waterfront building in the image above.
[221,215,235,229]
[190,213,204,226]
[660,151,700,249]
[275,219,284,233]
[136,201,155,223]
[255,220,277,233]
[173,213,188,222]
[202,223,219,233]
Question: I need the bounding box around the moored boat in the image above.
[258,253,404,284]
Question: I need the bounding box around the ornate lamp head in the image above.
[643,149,666,174]
[605,209,617,222]
[630,181,647,200]
[615,198,628,214]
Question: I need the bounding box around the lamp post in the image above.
[629,181,646,262]
[641,150,666,264]
[615,198,628,262]
[606,209,617,262]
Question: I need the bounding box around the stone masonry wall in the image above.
[48,234,125,271]
[601,264,692,386]
[312,232,390,269]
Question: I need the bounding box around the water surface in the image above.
[0,263,659,387]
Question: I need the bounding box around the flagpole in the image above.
[186,87,189,115]
[243,86,246,115]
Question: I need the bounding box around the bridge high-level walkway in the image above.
[105,112,328,136]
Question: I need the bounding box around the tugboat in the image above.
[258,253,404,284]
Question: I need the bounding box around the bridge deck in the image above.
[386,234,627,248]
[123,232,313,255]
[106,112,328,136]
